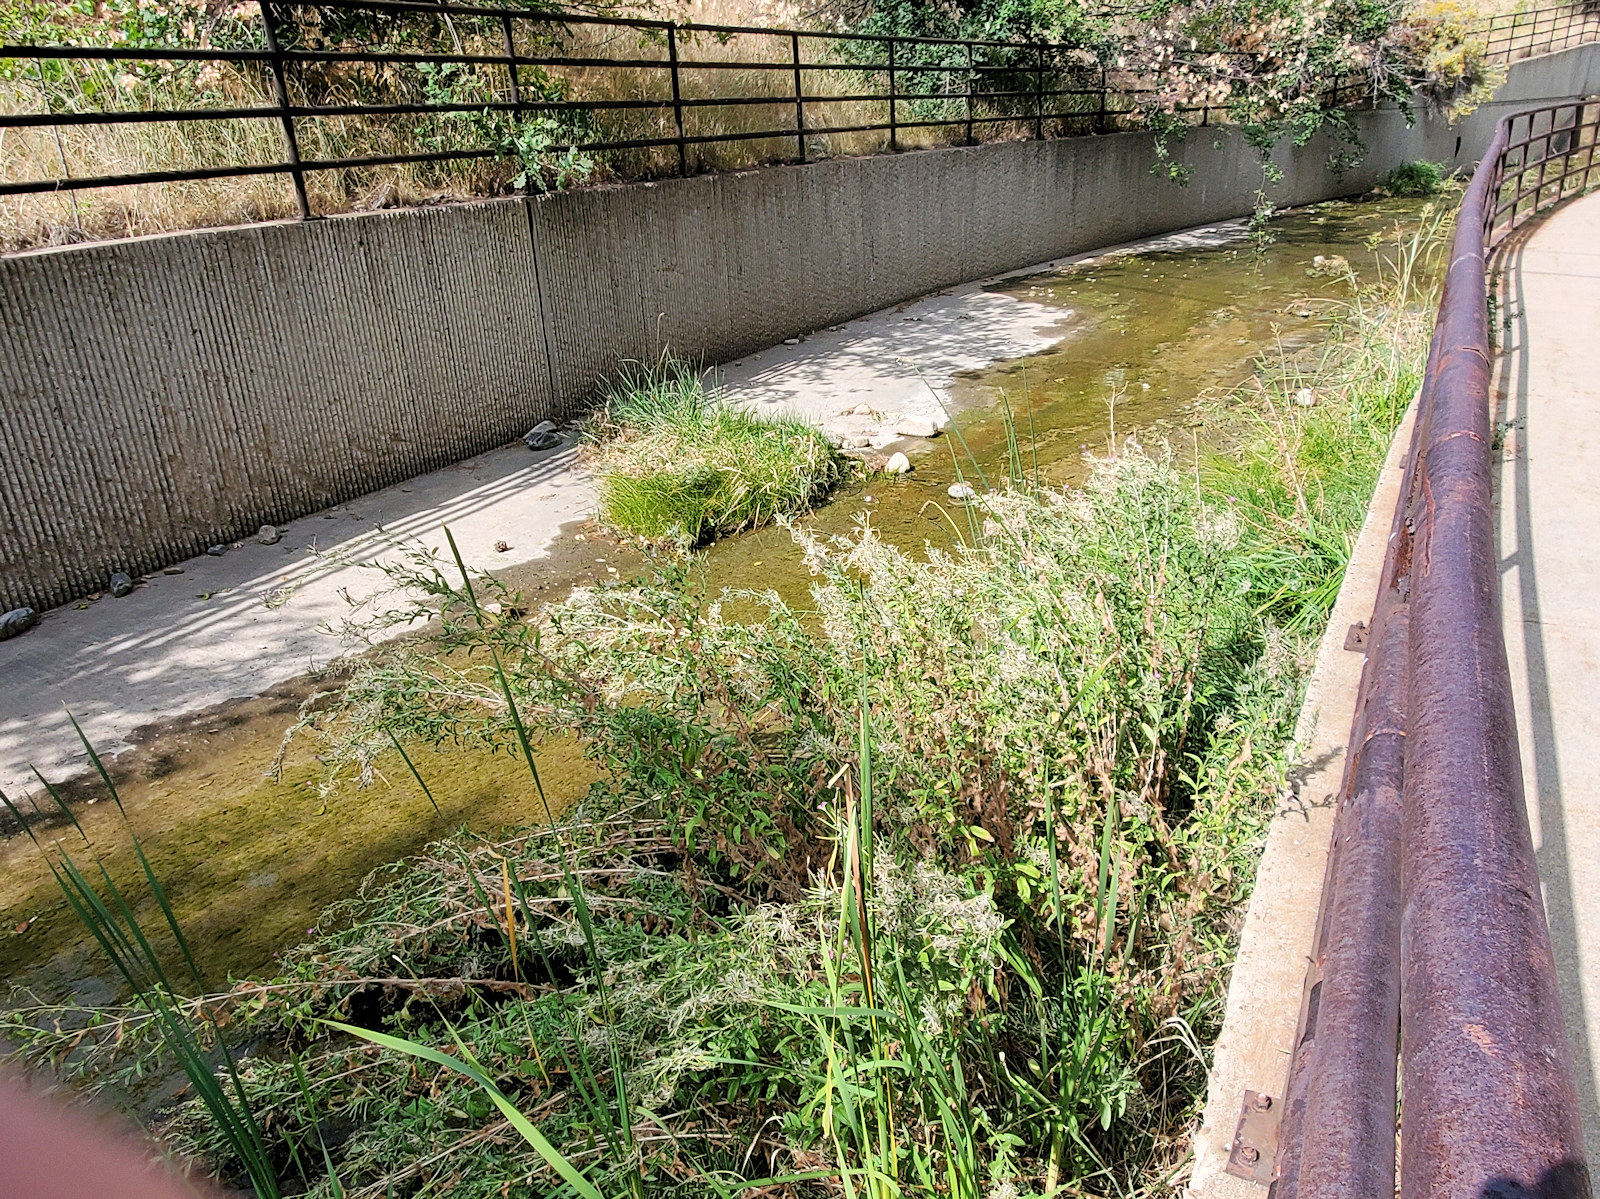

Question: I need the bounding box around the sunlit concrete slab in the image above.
[1494,189,1600,1164]
[0,443,595,795]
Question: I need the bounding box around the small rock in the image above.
[523,420,562,451]
[853,403,874,416]
[108,572,134,598]
[1295,387,1317,407]
[0,608,38,641]
[1296,309,1313,318]
[842,435,873,450]
[883,452,912,475]
[206,544,227,557]
[494,540,510,553]
[163,567,185,575]
[895,416,943,439]
[257,524,281,545]
[947,482,977,502]
[783,337,800,346]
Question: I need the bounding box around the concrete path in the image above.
[0,221,1254,795]
[1495,191,1600,1164]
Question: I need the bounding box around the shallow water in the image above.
[0,195,1433,996]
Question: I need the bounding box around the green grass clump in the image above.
[1381,160,1447,197]
[1212,201,1445,634]
[590,365,844,547]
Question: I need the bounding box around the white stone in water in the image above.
[883,452,912,475]
[1296,387,1317,407]
[896,416,943,439]
[947,482,977,501]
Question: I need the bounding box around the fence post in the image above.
[1033,43,1043,138]
[501,15,522,111]
[667,25,687,177]
[791,32,805,164]
[888,37,898,151]
[260,1,310,219]
[965,42,974,144]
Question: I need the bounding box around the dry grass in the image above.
[1,0,1094,250]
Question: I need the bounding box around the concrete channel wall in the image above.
[3,46,1597,614]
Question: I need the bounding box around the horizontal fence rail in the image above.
[0,0,1371,228]
[1263,98,1600,1199]
[1480,3,1600,64]
[0,0,1593,240]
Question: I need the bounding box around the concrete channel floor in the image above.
[0,280,1059,796]
[1495,190,1600,1166]
[0,219,1251,796]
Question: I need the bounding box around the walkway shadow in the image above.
[1494,232,1600,1151]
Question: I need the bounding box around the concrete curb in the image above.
[1188,399,1417,1198]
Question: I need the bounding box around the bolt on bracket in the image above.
[1225,1089,1280,1186]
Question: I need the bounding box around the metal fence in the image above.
[0,0,1360,225]
[1480,3,1600,64]
[1488,100,1600,242]
[1233,99,1600,1199]
[3,0,1598,234]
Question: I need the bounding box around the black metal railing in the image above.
[1252,99,1600,1199]
[1488,100,1600,243]
[1479,3,1600,64]
[0,0,1361,224]
[3,0,1597,234]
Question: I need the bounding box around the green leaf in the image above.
[323,1020,604,1199]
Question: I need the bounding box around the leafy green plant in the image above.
[1381,159,1447,196]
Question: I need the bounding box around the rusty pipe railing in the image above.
[1256,101,1600,1199]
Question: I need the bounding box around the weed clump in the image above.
[589,364,845,548]
[1381,160,1448,197]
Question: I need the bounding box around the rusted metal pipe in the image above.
[1398,119,1592,1199]
[1270,382,1422,1199]
[1272,108,1595,1199]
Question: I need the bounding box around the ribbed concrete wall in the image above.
[3,46,1594,614]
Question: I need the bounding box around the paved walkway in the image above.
[1495,189,1600,1164]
